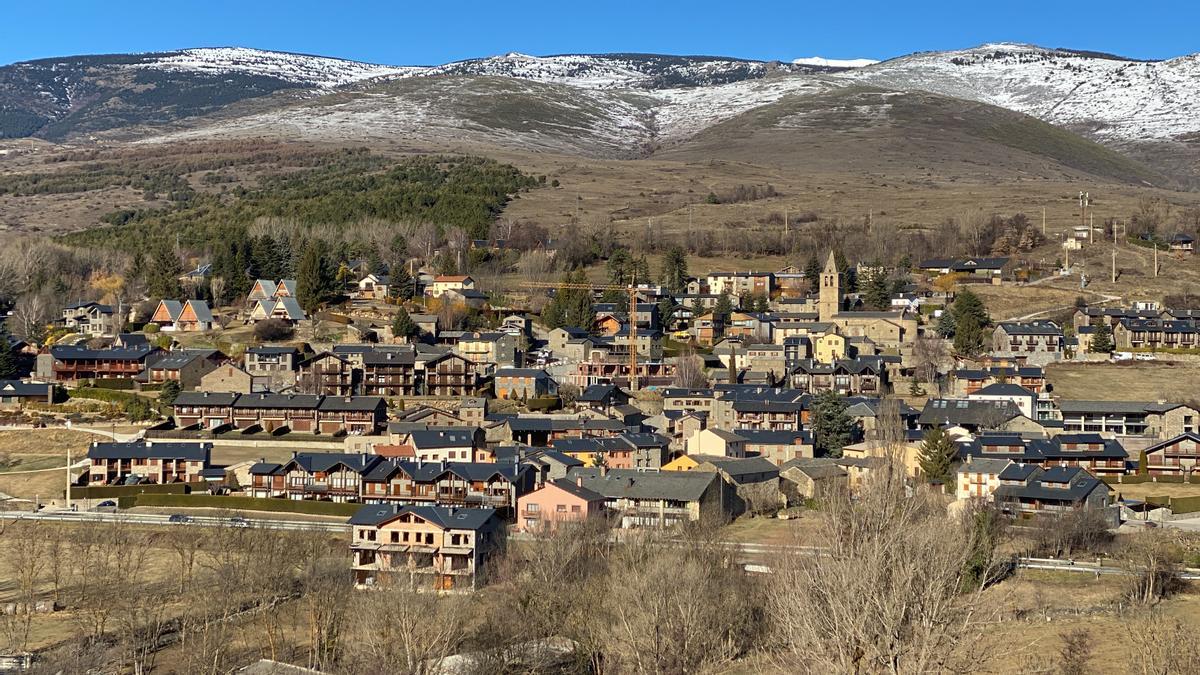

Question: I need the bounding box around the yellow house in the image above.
[686,428,747,458]
[841,439,924,479]
[663,455,702,472]
[813,332,848,363]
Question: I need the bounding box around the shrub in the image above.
[254,318,294,341]
[127,493,360,516]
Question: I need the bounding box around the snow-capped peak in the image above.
[136,47,421,88]
[792,56,878,68]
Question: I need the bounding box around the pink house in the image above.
[516,478,606,532]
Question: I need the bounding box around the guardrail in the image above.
[0,510,348,533]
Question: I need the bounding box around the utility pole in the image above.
[65,444,71,512]
[1154,243,1159,278]
[1090,212,1094,244]
[1042,207,1047,235]
[784,207,789,236]
[1112,243,1117,283]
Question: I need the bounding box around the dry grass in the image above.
[721,512,826,548]
[1046,361,1200,403]
[0,429,93,473]
[210,443,342,467]
[1107,482,1200,501]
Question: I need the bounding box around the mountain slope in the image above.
[658,85,1166,185]
[0,48,413,140]
[849,43,1200,146]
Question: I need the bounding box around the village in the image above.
[0,237,1197,548]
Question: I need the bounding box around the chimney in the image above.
[599,465,608,477]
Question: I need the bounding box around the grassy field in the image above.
[0,429,92,474]
[1045,361,1200,403]
[1108,482,1200,501]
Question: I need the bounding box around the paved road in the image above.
[11,511,1194,580]
[0,509,347,533]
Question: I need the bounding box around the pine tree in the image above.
[834,249,856,293]
[950,289,990,355]
[1090,322,1114,353]
[953,313,985,356]
[952,289,990,328]
[660,246,689,293]
[158,380,182,406]
[606,248,631,284]
[918,427,956,485]
[804,253,822,293]
[296,241,335,314]
[752,294,770,314]
[0,331,18,379]
[810,390,853,458]
[937,310,957,338]
[657,296,676,331]
[713,291,734,321]
[864,267,893,310]
[391,265,415,301]
[392,306,418,340]
[691,296,706,321]
[146,239,182,300]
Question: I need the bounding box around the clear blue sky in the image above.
[2,0,1197,66]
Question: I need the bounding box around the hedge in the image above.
[1169,496,1200,514]
[69,387,139,404]
[1102,475,1152,485]
[90,378,138,390]
[126,493,360,517]
[526,396,561,411]
[1156,475,1186,484]
[69,482,205,500]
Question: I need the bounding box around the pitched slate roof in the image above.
[567,467,717,502]
[232,393,322,409]
[996,321,1063,336]
[546,478,606,502]
[174,391,240,406]
[150,348,219,371]
[957,433,1128,462]
[317,396,386,412]
[733,428,813,445]
[994,466,1109,503]
[50,344,158,361]
[780,457,847,479]
[972,383,1037,398]
[919,399,1023,428]
[0,380,50,397]
[956,457,1014,474]
[88,441,210,461]
[347,504,498,530]
[407,428,477,449]
[691,455,780,480]
[184,300,215,324]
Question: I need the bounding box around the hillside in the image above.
[657,86,1166,185]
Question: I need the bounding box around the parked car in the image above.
[168,514,193,524]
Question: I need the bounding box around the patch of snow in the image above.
[792,57,879,68]
[846,44,1200,143]
[137,47,423,88]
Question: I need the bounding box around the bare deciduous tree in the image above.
[672,349,709,388]
[767,462,1001,673]
[1127,610,1200,675]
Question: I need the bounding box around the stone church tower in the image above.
[818,251,840,321]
